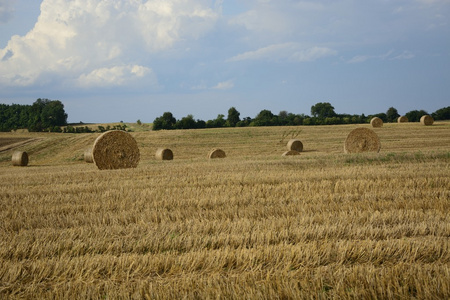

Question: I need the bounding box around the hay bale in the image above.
[282,150,300,156]
[12,151,28,166]
[92,130,140,170]
[84,147,94,163]
[420,115,434,126]
[370,117,383,128]
[208,148,226,159]
[155,148,173,160]
[397,116,408,123]
[344,128,381,153]
[287,139,303,152]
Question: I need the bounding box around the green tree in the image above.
[252,109,277,126]
[432,106,450,120]
[207,114,226,128]
[28,99,67,131]
[311,102,336,119]
[176,114,197,129]
[226,107,240,127]
[152,112,177,130]
[406,109,428,122]
[386,107,400,122]
[41,100,68,128]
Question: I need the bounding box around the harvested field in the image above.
[0,137,30,147]
[0,137,36,152]
[0,122,449,299]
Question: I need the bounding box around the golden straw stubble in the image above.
[287,139,303,152]
[344,127,381,153]
[420,115,434,126]
[155,148,173,160]
[208,148,226,159]
[370,117,383,128]
[12,151,28,166]
[282,150,300,156]
[92,130,140,170]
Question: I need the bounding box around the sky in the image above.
[1,0,449,123]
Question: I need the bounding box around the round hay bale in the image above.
[282,150,300,156]
[84,147,94,163]
[287,139,303,152]
[397,116,408,123]
[420,115,434,126]
[92,130,140,170]
[370,117,383,128]
[208,148,226,159]
[344,128,381,153]
[155,148,173,160]
[12,151,28,166]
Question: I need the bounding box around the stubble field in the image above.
[0,122,449,299]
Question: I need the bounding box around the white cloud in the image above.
[212,80,234,90]
[291,46,337,62]
[77,65,154,87]
[392,51,415,60]
[347,55,370,64]
[190,80,234,90]
[227,43,336,62]
[0,0,219,87]
[347,50,414,63]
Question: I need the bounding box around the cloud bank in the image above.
[0,0,219,88]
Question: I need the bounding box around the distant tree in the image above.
[0,99,67,132]
[432,106,450,120]
[27,99,67,131]
[405,109,428,122]
[311,102,336,119]
[41,100,68,128]
[176,114,197,129]
[226,107,240,127]
[152,112,177,130]
[278,111,289,125]
[196,119,206,128]
[252,109,277,126]
[207,114,226,128]
[386,107,400,122]
[236,117,252,127]
[278,111,288,120]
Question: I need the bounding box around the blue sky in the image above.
[1,0,449,123]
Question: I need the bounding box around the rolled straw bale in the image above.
[92,130,140,170]
[287,139,303,152]
[397,116,408,123]
[155,148,173,160]
[12,151,28,166]
[282,150,300,156]
[208,148,226,159]
[420,115,434,126]
[344,127,381,153]
[84,147,94,163]
[370,117,383,128]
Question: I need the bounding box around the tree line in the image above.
[2,99,449,132]
[0,99,68,132]
[152,102,450,130]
